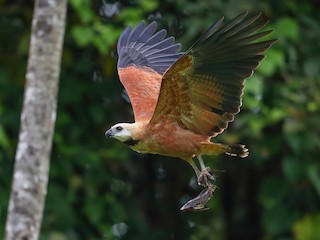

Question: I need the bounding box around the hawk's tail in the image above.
[200,143,249,158]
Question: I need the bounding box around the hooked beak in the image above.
[105,129,113,138]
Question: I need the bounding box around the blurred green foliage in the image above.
[0,0,320,239]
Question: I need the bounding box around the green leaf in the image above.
[263,203,300,235]
[141,0,159,11]
[245,75,263,96]
[282,156,305,183]
[93,23,120,54]
[303,58,320,78]
[259,177,287,209]
[69,0,93,23]
[307,164,320,197]
[71,26,94,47]
[116,7,144,24]
[260,178,300,235]
[275,17,299,42]
[293,214,320,240]
[258,48,285,76]
[0,125,10,150]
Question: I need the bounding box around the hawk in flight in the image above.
[105,12,276,210]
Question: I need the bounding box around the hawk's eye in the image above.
[116,126,123,131]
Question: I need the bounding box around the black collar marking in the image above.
[124,138,140,146]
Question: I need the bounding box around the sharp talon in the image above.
[197,167,216,187]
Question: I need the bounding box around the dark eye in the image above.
[116,126,123,131]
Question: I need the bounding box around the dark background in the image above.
[1,0,320,239]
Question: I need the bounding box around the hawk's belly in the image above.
[130,127,209,160]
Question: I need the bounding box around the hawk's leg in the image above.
[197,155,215,187]
[189,159,201,179]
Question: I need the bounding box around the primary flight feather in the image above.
[106,12,276,208]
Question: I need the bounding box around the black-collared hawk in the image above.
[105,12,276,209]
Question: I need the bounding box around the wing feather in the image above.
[117,21,183,74]
[150,12,276,136]
[117,21,184,122]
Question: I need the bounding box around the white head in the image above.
[105,123,140,146]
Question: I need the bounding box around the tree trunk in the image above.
[5,0,67,239]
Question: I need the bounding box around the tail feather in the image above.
[225,144,249,158]
[200,143,249,158]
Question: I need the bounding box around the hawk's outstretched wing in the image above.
[117,21,183,122]
[150,12,276,136]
